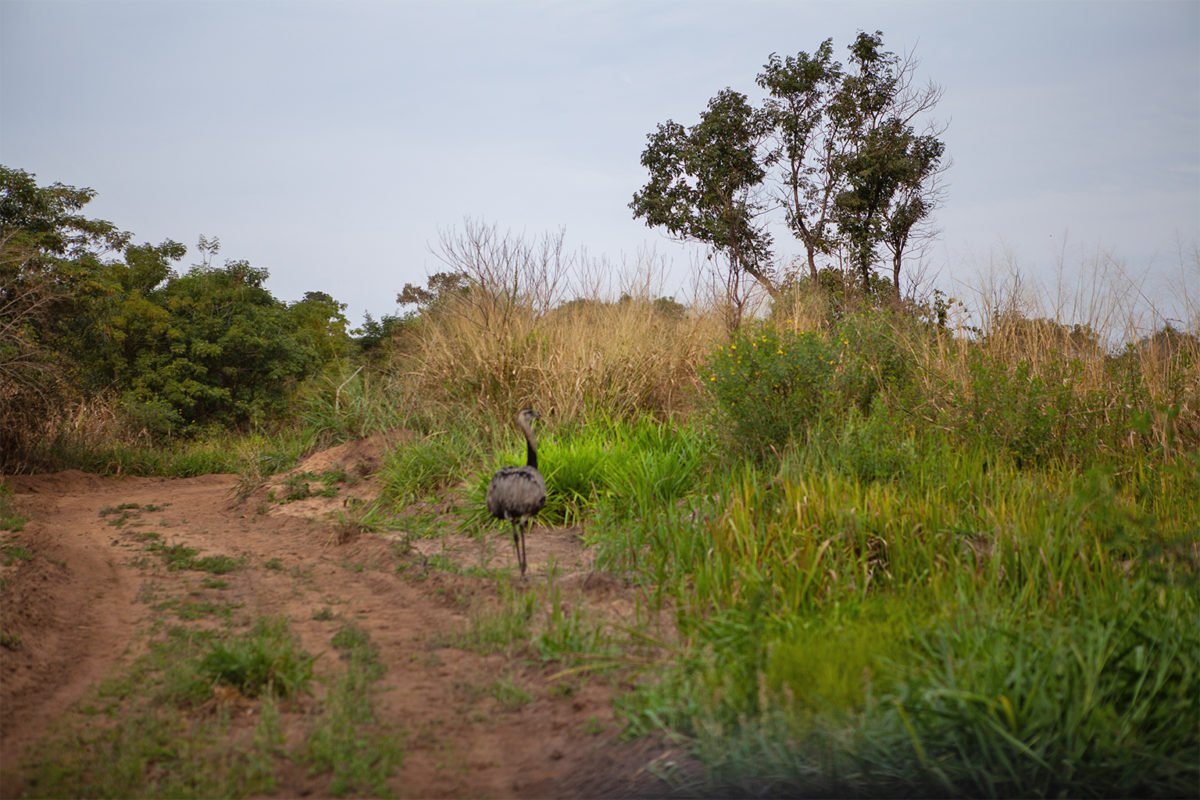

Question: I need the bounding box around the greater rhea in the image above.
[486,408,546,576]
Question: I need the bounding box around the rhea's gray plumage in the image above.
[486,408,546,576]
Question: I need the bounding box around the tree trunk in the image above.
[742,263,781,300]
[892,249,903,298]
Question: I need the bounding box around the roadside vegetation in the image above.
[3,29,1198,795]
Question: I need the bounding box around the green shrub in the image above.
[197,617,314,699]
[832,311,917,414]
[945,353,1123,467]
[809,404,919,483]
[706,326,836,456]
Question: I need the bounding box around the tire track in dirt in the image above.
[1,471,145,787]
[0,464,679,798]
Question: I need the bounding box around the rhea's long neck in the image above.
[518,418,538,470]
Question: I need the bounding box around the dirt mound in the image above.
[296,431,409,476]
[254,430,408,523]
[5,468,121,496]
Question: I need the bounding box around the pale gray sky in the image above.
[3,0,1198,330]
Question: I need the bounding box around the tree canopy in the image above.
[1,166,353,461]
[632,31,946,309]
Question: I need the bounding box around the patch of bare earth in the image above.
[0,438,687,798]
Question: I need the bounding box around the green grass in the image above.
[449,579,537,655]
[457,675,535,712]
[156,597,241,622]
[459,416,712,542]
[23,614,405,799]
[1,541,34,565]
[304,623,402,797]
[0,483,27,531]
[46,429,315,479]
[24,619,313,799]
[534,580,620,671]
[194,617,314,699]
[146,540,243,574]
[275,469,348,503]
[298,367,413,441]
[487,676,534,711]
[379,424,490,506]
[598,433,1200,797]
[24,572,403,796]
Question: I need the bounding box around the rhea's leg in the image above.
[511,522,522,575]
[516,520,526,576]
[518,519,528,576]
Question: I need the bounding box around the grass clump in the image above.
[25,619,312,799]
[276,469,348,502]
[196,617,314,700]
[0,483,26,531]
[451,580,537,655]
[379,424,488,506]
[147,541,243,574]
[304,623,401,797]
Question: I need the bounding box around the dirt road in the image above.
[0,442,680,798]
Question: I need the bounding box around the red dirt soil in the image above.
[0,440,687,798]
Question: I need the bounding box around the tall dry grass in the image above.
[385,225,1196,457]
[390,221,725,425]
[397,286,723,423]
[947,253,1200,455]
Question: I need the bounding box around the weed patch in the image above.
[0,484,27,531]
[146,540,243,574]
[304,623,401,796]
[24,618,314,799]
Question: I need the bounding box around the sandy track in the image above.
[0,461,677,798]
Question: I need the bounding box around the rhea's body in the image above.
[486,409,546,575]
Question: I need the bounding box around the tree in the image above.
[756,40,843,281]
[830,32,946,296]
[110,259,318,432]
[289,290,352,364]
[878,130,945,294]
[353,312,405,356]
[630,89,775,326]
[632,32,946,309]
[2,166,357,456]
[1,166,131,464]
[397,271,470,315]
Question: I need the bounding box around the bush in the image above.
[832,311,918,414]
[196,617,314,699]
[706,325,836,456]
[944,353,1119,467]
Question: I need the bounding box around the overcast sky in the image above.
[3,0,1198,331]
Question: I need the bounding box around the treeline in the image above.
[4,162,1197,474]
[1,166,356,466]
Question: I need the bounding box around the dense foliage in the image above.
[632,31,945,317]
[1,166,352,465]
